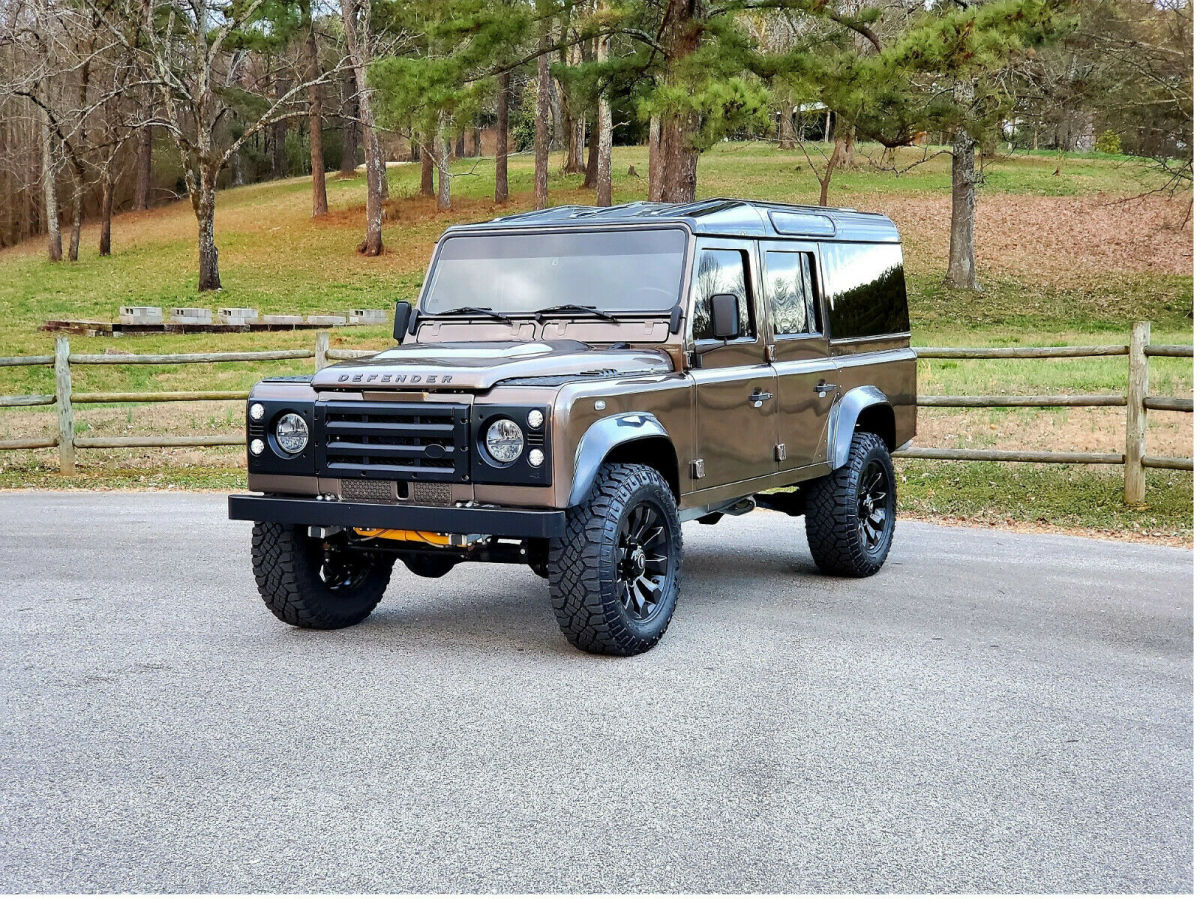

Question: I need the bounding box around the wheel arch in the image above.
[568,413,679,506]
[829,386,895,470]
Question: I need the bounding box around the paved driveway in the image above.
[0,493,1191,892]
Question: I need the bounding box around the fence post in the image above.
[54,337,75,474]
[1124,321,1150,505]
[314,331,330,371]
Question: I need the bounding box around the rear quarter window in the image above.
[820,243,909,339]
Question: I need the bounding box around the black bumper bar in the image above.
[228,494,566,538]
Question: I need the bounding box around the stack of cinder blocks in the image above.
[119,306,164,325]
[170,307,212,324]
[350,309,387,325]
[218,307,259,325]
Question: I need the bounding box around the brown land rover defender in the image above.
[229,199,916,655]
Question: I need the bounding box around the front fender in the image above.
[828,386,890,470]
[569,413,669,507]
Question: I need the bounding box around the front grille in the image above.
[316,400,469,482]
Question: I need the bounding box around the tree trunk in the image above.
[454,131,465,159]
[194,169,221,291]
[377,139,389,201]
[818,149,836,207]
[98,171,113,256]
[830,118,855,168]
[304,20,328,216]
[435,120,452,211]
[595,31,612,206]
[654,0,701,203]
[823,109,830,142]
[534,35,551,210]
[420,138,434,197]
[339,70,359,176]
[68,179,83,262]
[40,99,62,262]
[495,71,509,203]
[583,111,599,190]
[342,0,383,256]
[945,128,979,290]
[133,125,152,209]
[779,101,797,149]
[656,115,698,202]
[647,115,662,201]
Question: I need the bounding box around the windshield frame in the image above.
[416,223,693,319]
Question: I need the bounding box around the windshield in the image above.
[421,228,688,315]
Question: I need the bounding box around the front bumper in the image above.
[228,494,566,538]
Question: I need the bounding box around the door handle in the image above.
[749,389,774,407]
[814,381,838,394]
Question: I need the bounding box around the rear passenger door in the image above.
[762,242,839,470]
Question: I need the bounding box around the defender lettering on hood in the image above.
[311,340,673,392]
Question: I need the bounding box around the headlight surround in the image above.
[484,418,524,464]
[274,412,310,456]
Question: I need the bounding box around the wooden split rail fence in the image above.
[0,323,1192,505]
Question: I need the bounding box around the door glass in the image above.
[763,251,818,337]
[691,249,754,341]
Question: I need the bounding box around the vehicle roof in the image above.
[444,198,900,243]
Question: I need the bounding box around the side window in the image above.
[763,251,819,337]
[691,248,754,341]
[820,242,909,339]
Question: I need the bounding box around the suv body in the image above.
[229,199,916,654]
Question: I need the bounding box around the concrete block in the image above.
[306,314,347,326]
[170,307,212,324]
[262,314,304,325]
[119,306,163,325]
[218,307,259,325]
[349,309,387,324]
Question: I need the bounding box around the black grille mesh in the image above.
[316,401,469,482]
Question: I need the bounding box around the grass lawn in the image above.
[0,142,1192,542]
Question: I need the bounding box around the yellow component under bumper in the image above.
[354,528,454,546]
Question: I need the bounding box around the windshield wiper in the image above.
[436,305,513,322]
[535,303,619,323]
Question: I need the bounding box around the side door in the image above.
[761,242,839,470]
[687,240,779,489]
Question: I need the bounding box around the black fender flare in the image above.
[568,412,670,507]
[828,386,891,470]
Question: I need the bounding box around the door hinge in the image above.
[775,443,787,462]
[690,459,706,479]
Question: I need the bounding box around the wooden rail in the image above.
[0,323,1191,504]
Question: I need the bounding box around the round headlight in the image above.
[485,418,524,464]
[528,448,544,467]
[527,409,544,429]
[249,438,265,456]
[249,402,265,422]
[274,412,309,455]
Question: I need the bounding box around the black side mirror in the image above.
[709,293,740,340]
[393,301,412,343]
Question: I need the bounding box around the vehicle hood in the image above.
[311,340,673,391]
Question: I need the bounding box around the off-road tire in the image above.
[805,431,897,577]
[401,554,457,579]
[548,463,683,656]
[251,522,393,628]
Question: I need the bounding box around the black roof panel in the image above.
[444,198,900,243]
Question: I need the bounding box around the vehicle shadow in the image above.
[265,541,844,658]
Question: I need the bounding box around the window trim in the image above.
[762,248,824,340]
[688,243,759,346]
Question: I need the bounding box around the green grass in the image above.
[898,462,1192,543]
[0,141,1192,540]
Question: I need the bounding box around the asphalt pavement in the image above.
[0,492,1192,892]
